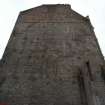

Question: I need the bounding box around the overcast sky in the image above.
[0,0,105,59]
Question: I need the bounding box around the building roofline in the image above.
[20,4,90,21]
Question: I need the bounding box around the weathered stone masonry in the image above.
[0,4,105,105]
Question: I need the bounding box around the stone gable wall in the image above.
[0,4,105,105]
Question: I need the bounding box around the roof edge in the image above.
[20,4,93,27]
[20,4,71,13]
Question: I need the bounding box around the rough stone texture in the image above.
[0,4,105,105]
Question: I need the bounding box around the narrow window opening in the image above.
[86,61,93,81]
[0,77,6,87]
[101,66,105,82]
[78,69,88,105]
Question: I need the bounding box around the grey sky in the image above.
[0,0,105,59]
